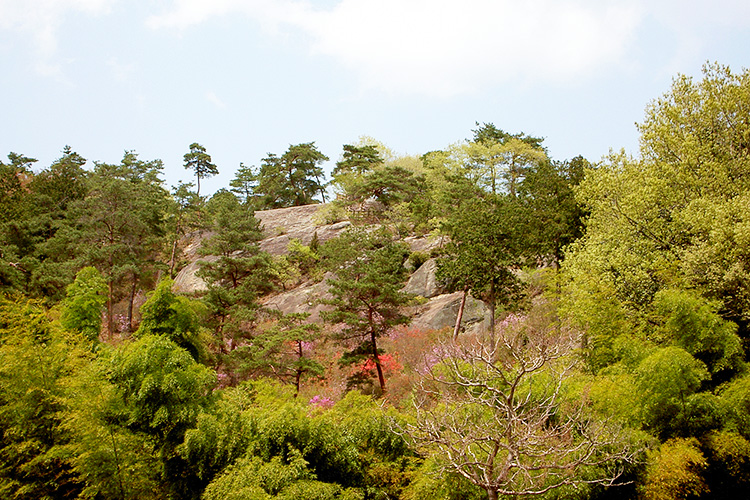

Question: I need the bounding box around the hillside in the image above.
[173,202,490,332]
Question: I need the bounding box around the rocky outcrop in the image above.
[408,291,489,334]
[173,204,351,294]
[254,204,351,255]
[262,274,334,323]
[402,258,445,298]
[172,256,215,294]
[172,203,489,335]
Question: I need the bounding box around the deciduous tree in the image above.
[60,266,107,343]
[406,310,637,500]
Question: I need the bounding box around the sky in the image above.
[2,0,750,194]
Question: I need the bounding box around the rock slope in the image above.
[173,203,488,333]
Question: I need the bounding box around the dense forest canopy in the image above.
[1,63,749,499]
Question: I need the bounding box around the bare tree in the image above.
[404,307,638,500]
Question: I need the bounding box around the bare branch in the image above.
[400,311,639,498]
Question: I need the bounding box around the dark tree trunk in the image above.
[127,274,138,333]
[107,279,115,338]
[294,341,303,397]
[369,309,386,394]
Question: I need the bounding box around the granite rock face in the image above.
[402,258,445,299]
[254,204,351,255]
[173,204,350,294]
[408,291,489,334]
[261,273,334,323]
[172,203,489,334]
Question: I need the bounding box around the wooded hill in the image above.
[1,63,749,499]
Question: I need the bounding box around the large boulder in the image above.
[402,258,445,298]
[408,291,489,334]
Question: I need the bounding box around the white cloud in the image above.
[297,0,642,96]
[0,0,114,77]
[0,0,114,53]
[145,0,750,96]
[146,0,644,96]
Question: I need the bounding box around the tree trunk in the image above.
[107,279,115,339]
[369,309,386,394]
[294,341,303,397]
[127,274,138,333]
[453,287,469,341]
[169,236,179,277]
[487,489,499,500]
[316,173,327,203]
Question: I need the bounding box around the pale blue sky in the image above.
[2,0,749,194]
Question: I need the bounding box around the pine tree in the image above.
[321,229,412,395]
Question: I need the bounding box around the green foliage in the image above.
[703,430,750,495]
[518,157,587,264]
[107,334,215,444]
[0,152,36,224]
[180,384,256,483]
[718,373,750,440]
[229,312,324,395]
[167,181,202,276]
[0,146,88,301]
[321,229,412,394]
[29,145,89,218]
[242,382,362,484]
[407,314,638,499]
[651,289,743,376]
[55,151,169,334]
[256,143,329,208]
[197,381,415,499]
[331,144,384,202]
[230,162,260,207]
[587,368,642,428]
[640,438,709,500]
[437,194,524,339]
[199,191,276,361]
[286,238,320,278]
[402,457,485,500]
[463,137,547,196]
[202,453,340,500]
[60,266,107,342]
[407,250,429,271]
[104,335,216,498]
[471,122,545,150]
[184,142,219,196]
[0,295,83,499]
[566,64,750,323]
[61,353,167,499]
[350,165,426,207]
[635,347,710,437]
[136,277,210,362]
